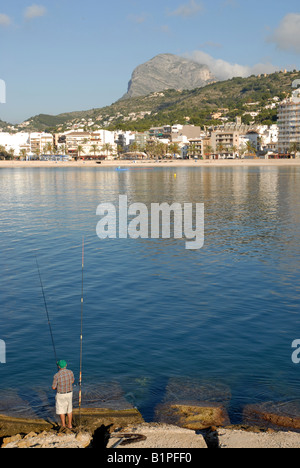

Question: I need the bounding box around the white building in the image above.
[277,84,300,154]
[62,129,117,159]
[261,125,278,152]
[115,131,136,151]
[0,132,30,156]
[30,132,53,155]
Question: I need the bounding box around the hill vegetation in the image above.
[4,70,300,133]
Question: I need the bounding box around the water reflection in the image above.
[1,166,300,422]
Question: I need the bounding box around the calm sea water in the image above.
[1,165,300,423]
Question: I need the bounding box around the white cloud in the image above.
[24,4,47,21]
[187,50,278,80]
[169,0,204,18]
[0,14,11,26]
[268,13,300,54]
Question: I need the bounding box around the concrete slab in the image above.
[217,428,300,449]
[73,407,144,433]
[107,423,208,449]
[0,414,54,438]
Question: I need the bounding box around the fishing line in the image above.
[36,256,58,366]
[79,237,84,428]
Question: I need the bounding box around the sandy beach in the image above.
[0,158,300,169]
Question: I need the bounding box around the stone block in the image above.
[155,402,230,430]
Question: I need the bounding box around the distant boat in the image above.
[116,167,129,171]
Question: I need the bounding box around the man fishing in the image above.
[52,360,75,430]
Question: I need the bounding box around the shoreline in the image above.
[2,416,300,449]
[1,158,300,169]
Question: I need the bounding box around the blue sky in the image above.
[0,0,299,123]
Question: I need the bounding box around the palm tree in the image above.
[90,144,98,158]
[203,144,213,159]
[102,143,113,159]
[231,145,238,158]
[239,145,247,159]
[245,141,256,156]
[44,142,53,155]
[8,148,15,160]
[59,144,67,156]
[20,149,27,161]
[34,149,41,160]
[257,136,263,152]
[156,142,167,159]
[216,143,225,158]
[77,145,85,159]
[117,145,123,159]
[169,143,180,159]
[290,142,300,158]
[0,145,8,160]
[129,142,138,154]
[145,142,155,159]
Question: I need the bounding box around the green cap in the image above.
[57,360,67,369]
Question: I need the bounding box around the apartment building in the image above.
[277,87,300,154]
[210,130,240,154]
[187,136,212,159]
[149,126,172,140]
[115,131,136,151]
[64,131,91,156]
[30,132,53,154]
[60,130,117,158]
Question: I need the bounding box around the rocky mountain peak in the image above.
[121,53,216,100]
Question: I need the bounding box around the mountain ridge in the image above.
[121,53,216,100]
[2,69,300,133]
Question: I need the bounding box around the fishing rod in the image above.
[36,256,58,367]
[79,237,84,428]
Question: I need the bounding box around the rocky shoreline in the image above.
[2,379,300,449]
[2,400,300,449]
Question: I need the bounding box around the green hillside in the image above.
[19,70,300,132]
[0,119,11,131]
